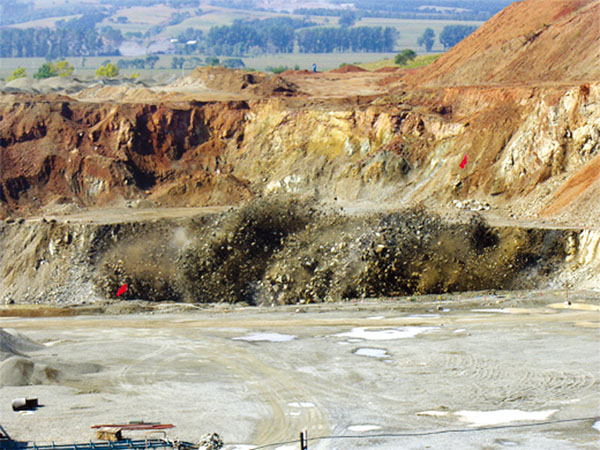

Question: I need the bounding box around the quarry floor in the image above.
[0,291,599,450]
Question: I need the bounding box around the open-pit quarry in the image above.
[0,0,599,448]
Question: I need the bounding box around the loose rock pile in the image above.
[94,197,568,304]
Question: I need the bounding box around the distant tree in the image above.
[418,28,435,52]
[171,57,185,69]
[205,57,219,66]
[7,67,26,81]
[96,62,119,77]
[33,62,58,79]
[145,55,159,69]
[338,11,356,28]
[100,26,123,46]
[222,58,245,69]
[394,49,417,65]
[439,25,478,50]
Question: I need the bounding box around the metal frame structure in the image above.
[0,439,197,450]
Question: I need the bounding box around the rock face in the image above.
[0,96,251,215]
[1,81,598,224]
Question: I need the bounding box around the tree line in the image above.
[206,17,315,56]
[297,27,396,53]
[207,19,396,55]
[416,25,478,51]
[296,0,511,21]
[0,14,122,58]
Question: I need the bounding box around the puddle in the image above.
[336,327,438,341]
[407,313,440,318]
[354,347,390,359]
[348,425,381,432]
[593,421,600,432]
[233,332,296,342]
[455,409,557,427]
[288,402,315,408]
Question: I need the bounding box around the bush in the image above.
[7,67,26,81]
[33,62,57,79]
[33,60,74,79]
[266,65,288,74]
[96,63,119,77]
[394,49,417,66]
[55,60,74,77]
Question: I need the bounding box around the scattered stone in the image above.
[198,432,223,450]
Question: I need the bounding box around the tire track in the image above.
[188,337,331,448]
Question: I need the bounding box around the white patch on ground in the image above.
[288,402,315,408]
[232,332,295,342]
[348,425,381,432]
[336,327,438,341]
[453,329,467,333]
[416,410,449,417]
[556,398,580,405]
[471,309,510,313]
[288,411,301,416]
[354,347,390,358]
[226,446,255,450]
[366,316,385,320]
[456,409,557,427]
[593,421,600,432]
[274,446,296,450]
[407,314,440,318]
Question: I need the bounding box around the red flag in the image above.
[459,154,467,169]
[116,284,128,297]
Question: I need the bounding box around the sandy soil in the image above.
[0,291,598,450]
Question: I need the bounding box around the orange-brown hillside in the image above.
[407,0,600,87]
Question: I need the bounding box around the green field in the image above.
[1,52,434,80]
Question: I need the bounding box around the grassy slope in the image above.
[357,54,442,71]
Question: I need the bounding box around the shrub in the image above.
[96,63,119,77]
[7,67,26,81]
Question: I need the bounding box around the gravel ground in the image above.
[0,291,599,450]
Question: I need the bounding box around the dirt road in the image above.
[0,292,598,449]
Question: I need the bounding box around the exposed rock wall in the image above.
[1,82,598,223]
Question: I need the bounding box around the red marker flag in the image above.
[459,154,467,169]
[116,284,128,297]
